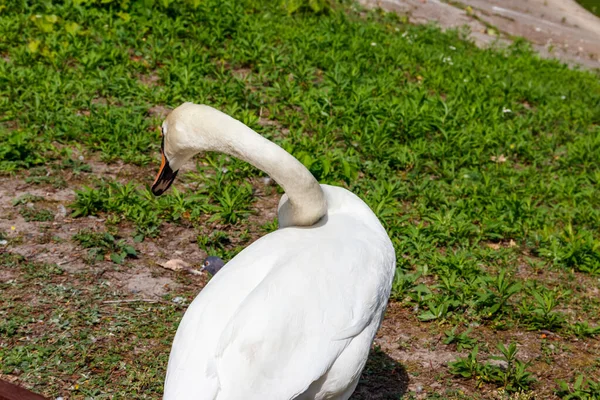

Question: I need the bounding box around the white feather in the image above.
[157,104,396,400]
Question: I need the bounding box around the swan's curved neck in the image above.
[195,109,327,227]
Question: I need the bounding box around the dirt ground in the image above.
[0,161,414,399]
[360,0,600,68]
[2,160,599,399]
[1,1,599,397]
[0,160,207,299]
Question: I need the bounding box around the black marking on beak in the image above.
[152,137,178,196]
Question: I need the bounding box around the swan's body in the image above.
[152,103,395,400]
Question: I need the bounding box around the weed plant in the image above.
[0,0,599,397]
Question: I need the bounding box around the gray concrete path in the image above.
[361,0,600,68]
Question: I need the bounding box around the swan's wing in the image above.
[163,212,395,400]
[213,235,391,400]
[163,238,291,400]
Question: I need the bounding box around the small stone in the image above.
[172,296,185,304]
[0,240,7,246]
[78,155,84,161]
[56,205,67,219]
[415,385,423,393]
[487,358,508,370]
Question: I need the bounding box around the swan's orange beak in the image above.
[151,137,178,196]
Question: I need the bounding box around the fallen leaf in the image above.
[157,259,203,276]
[159,259,190,271]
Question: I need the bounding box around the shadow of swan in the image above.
[351,347,409,400]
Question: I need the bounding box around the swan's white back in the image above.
[163,185,395,400]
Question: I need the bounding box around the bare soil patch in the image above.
[2,157,599,398]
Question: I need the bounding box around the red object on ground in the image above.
[0,379,47,400]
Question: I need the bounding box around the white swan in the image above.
[151,103,395,400]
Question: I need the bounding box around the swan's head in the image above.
[152,103,219,196]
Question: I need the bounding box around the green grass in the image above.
[72,229,138,264]
[448,343,536,393]
[576,0,600,17]
[557,375,600,399]
[1,0,600,398]
[0,253,177,396]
